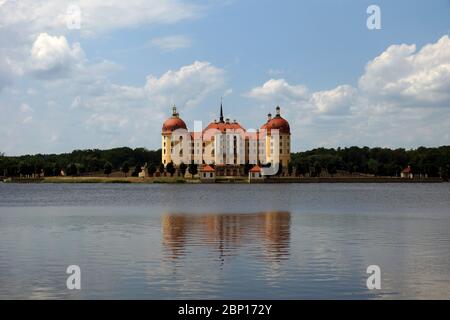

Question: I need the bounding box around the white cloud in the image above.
[247,79,355,115]
[247,78,309,102]
[29,33,84,78]
[151,35,192,51]
[73,61,226,146]
[311,85,357,115]
[246,35,450,149]
[86,113,129,133]
[145,61,226,108]
[359,35,450,107]
[76,61,225,116]
[0,0,201,37]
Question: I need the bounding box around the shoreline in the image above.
[1,176,445,184]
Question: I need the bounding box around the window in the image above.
[210,173,213,178]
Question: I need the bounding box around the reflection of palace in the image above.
[161,103,291,176]
[162,212,291,262]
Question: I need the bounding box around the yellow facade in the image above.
[161,105,291,175]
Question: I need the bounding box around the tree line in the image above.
[1,146,449,180]
[0,147,161,178]
[290,146,450,180]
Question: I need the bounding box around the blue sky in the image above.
[1,0,450,155]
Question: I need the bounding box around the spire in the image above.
[219,98,224,123]
[172,104,178,117]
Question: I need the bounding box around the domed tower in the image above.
[162,105,188,166]
[260,106,291,174]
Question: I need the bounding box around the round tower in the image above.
[260,106,291,174]
[161,105,187,166]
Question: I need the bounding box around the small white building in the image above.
[200,165,216,181]
[248,165,263,182]
[138,163,147,178]
[401,166,413,179]
[138,168,147,178]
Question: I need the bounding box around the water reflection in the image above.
[162,211,291,264]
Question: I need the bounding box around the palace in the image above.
[161,103,291,176]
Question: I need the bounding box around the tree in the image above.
[67,163,78,176]
[43,165,53,177]
[179,162,187,176]
[104,162,112,177]
[132,164,142,177]
[276,164,283,176]
[34,161,44,178]
[188,162,198,178]
[295,159,309,177]
[121,161,130,177]
[166,162,176,177]
[148,163,157,177]
[158,163,165,175]
[287,162,294,176]
[53,164,61,176]
[367,159,379,175]
[88,158,101,172]
[441,163,450,181]
[313,161,322,177]
[326,159,338,177]
[78,163,86,175]
[19,161,32,178]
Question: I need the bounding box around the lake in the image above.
[0,183,449,299]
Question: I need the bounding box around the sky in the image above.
[0,0,450,155]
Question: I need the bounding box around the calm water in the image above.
[0,183,449,299]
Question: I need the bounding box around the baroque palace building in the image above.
[161,103,291,176]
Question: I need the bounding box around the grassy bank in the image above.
[2,176,445,184]
[5,176,196,184]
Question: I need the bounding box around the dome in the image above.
[162,106,187,133]
[162,118,187,133]
[265,117,290,134]
[260,106,290,134]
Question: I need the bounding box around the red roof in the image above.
[162,117,187,133]
[201,165,215,172]
[402,166,412,173]
[204,121,245,134]
[260,116,290,134]
[249,165,261,173]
